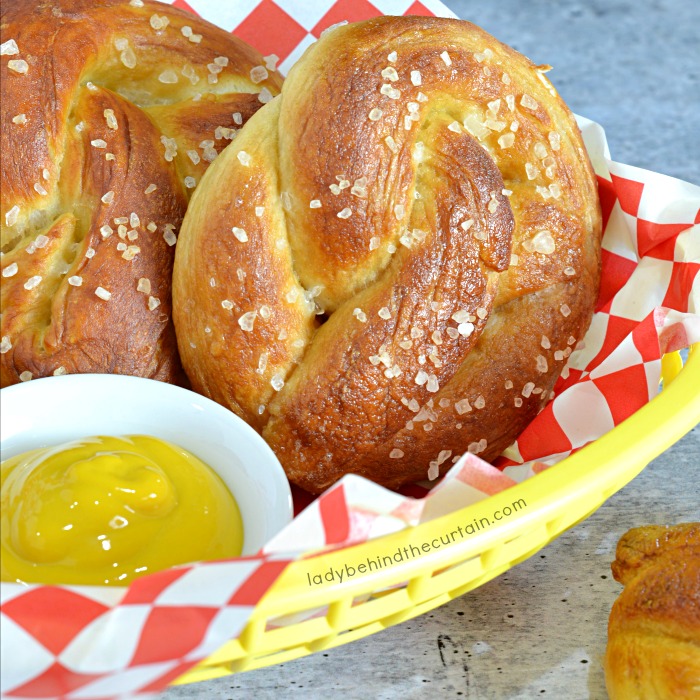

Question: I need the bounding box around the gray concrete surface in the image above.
[163,1,699,698]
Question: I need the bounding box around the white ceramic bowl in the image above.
[0,374,293,556]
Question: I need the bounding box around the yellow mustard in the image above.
[0,435,243,586]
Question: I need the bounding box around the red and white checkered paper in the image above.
[2,1,699,699]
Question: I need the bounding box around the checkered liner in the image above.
[2,1,699,698]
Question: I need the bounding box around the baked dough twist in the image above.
[0,0,281,386]
[173,16,601,493]
[606,523,700,700]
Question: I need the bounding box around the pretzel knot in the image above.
[174,16,601,494]
[0,0,281,387]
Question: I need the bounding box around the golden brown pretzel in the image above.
[0,0,281,386]
[173,16,602,493]
[605,523,700,699]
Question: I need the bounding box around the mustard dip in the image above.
[1,435,243,586]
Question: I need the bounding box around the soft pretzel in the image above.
[173,16,602,493]
[0,0,281,386]
[605,523,700,699]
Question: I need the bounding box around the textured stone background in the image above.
[164,1,699,698]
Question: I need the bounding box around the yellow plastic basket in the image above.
[174,344,699,686]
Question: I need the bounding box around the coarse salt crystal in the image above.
[101,191,114,204]
[149,13,169,30]
[410,70,422,86]
[95,286,111,300]
[2,263,18,277]
[390,448,404,459]
[458,322,474,337]
[549,183,562,198]
[238,311,257,331]
[221,300,233,310]
[258,87,273,104]
[378,307,391,320]
[163,229,177,246]
[560,304,571,317]
[415,369,429,386]
[380,84,401,99]
[381,66,399,81]
[5,205,20,226]
[19,371,32,382]
[237,151,251,166]
[522,382,535,398]
[536,355,548,373]
[148,296,160,311]
[67,275,82,286]
[533,143,548,160]
[440,51,452,66]
[426,374,439,393]
[0,336,12,353]
[250,65,268,83]
[498,133,515,148]
[120,48,136,68]
[353,308,367,323]
[1,39,19,55]
[564,266,576,276]
[520,94,539,110]
[525,162,540,180]
[368,108,383,121]
[12,114,26,124]
[24,275,42,290]
[530,229,556,254]
[158,69,178,84]
[387,50,397,63]
[137,278,151,294]
[91,139,107,148]
[271,373,285,391]
[104,109,118,130]
[337,208,352,219]
[122,244,140,260]
[8,59,28,74]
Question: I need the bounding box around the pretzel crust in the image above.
[173,16,602,493]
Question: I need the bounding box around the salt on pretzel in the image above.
[173,16,601,493]
[0,0,281,386]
